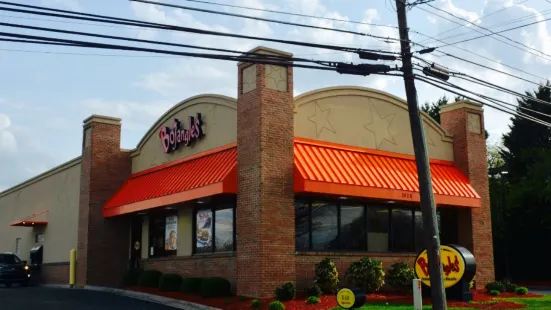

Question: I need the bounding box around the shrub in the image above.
[386,262,415,294]
[504,281,518,293]
[485,281,506,293]
[268,301,285,310]
[516,287,529,295]
[159,273,183,292]
[344,257,385,294]
[306,296,320,305]
[138,270,163,288]
[489,290,500,296]
[305,284,322,297]
[180,277,204,294]
[275,282,296,301]
[314,258,339,294]
[122,268,143,286]
[199,277,232,298]
[239,295,248,301]
[251,299,261,309]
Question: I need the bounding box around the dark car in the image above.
[0,253,30,288]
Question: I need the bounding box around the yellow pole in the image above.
[69,249,76,287]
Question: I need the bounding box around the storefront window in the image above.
[414,211,424,251]
[295,199,431,253]
[149,212,178,258]
[194,206,235,254]
[311,202,338,251]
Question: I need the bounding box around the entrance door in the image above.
[130,216,143,269]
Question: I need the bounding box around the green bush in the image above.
[489,290,500,296]
[344,257,385,294]
[305,284,322,297]
[268,300,285,310]
[504,281,519,293]
[251,299,261,309]
[180,277,203,294]
[485,281,505,293]
[516,287,529,295]
[314,258,339,294]
[122,268,143,286]
[386,262,415,294]
[275,282,296,301]
[199,277,232,298]
[159,273,183,291]
[138,270,163,288]
[306,296,320,305]
[238,295,248,301]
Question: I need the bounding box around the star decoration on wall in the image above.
[364,103,396,149]
[265,65,287,92]
[308,101,336,138]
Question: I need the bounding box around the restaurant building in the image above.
[0,46,494,298]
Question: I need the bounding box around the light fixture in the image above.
[165,206,174,210]
[338,196,348,200]
[196,199,206,204]
[137,211,147,215]
[22,222,26,225]
[386,200,396,204]
[501,171,509,175]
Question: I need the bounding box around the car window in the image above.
[0,254,17,264]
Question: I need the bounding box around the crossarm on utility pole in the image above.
[394,0,448,309]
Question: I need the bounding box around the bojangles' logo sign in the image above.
[414,245,466,288]
[159,113,205,154]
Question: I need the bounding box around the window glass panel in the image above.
[391,209,414,252]
[196,209,213,254]
[367,206,389,252]
[295,200,310,250]
[340,205,366,251]
[414,210,424,251]
[215,208,234,252]
[311,202,338,250]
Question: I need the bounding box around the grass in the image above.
[499,294,551,308]
[333,304,476,310]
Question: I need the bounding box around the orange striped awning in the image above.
[293,138,481,208]
[103,144,237,217]
[10,210,48,227]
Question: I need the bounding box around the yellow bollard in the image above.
[69,249,76,287]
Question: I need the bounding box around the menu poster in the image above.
[165,215,178,251]
[196,210,213,249]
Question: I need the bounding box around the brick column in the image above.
[236,46,296,298]
[440,101,495,287]
[76,115,132,287]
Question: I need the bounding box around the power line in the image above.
[158,0,399,29]
[0,4,398,55]
[130,0,401,43]
[421,4,551,61]
[418,0,530,44]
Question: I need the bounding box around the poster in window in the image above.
[165,215,178,251]
[196,210,212,249]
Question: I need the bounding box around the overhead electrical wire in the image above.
[419,4,551,61]
[0,3,399,55]
[130,0,401,43]
[418,0,530,44]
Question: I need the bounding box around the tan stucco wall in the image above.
[0,158,81,263]
[131,95,237,173]
[294,86,454,161]
[177,208,192,256]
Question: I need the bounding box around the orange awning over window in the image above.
[10,210,48,227]
[103,144,237,217]
[293,138,481,208]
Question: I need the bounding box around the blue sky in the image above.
[1,0,550,190]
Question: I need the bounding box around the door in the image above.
[130,216,142,269]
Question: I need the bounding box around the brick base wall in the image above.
[141,254,237,289]
[40,262,70,284]
[296,253,417,290]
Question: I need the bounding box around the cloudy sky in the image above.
[0,0,550,190]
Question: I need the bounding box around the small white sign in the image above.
[150,247,154,256]
[413,279,423,310]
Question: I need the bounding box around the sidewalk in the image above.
[41,284,221,310]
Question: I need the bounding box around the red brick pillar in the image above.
[236,47,296,298]
[440,101,495,287]
[76,115,132,287]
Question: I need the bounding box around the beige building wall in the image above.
[294,86,454,161]
[131,94,238,173]
[0,158,81,263]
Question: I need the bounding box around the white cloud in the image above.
[0,113,17,153]
[439,0,480,24]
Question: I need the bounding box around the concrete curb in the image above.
[40,284,221,310]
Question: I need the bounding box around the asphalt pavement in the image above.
[0,286,178,310]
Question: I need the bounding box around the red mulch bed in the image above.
[125,287,544,310]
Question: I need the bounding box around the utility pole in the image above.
[395,1,447,309]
